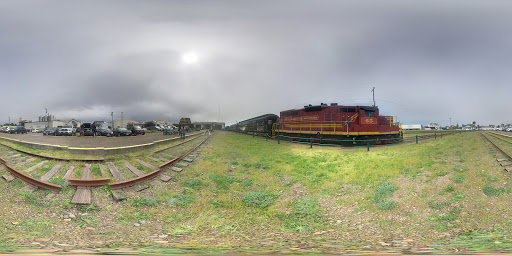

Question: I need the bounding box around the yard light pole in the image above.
[45,108,49,129]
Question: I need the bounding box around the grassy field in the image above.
[0,131,511,254]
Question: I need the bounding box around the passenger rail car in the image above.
[233,114,279,137]
[278,103,402,143]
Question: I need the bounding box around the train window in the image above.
[342,108,356,113]
[365,110,375,117]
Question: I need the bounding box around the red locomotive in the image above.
[277,103,402,143]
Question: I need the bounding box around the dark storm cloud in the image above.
[0,0,511,126]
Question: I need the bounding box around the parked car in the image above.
[1,127,10,133]
[129,125,145,135]
[96,128,113,137]
[113,128,132,136]
[31,128,40,133]
[43,127,57,136]
[81,123,94,136]
[56,127,73,136]
[9,126,29,134]
[507,128,512,132]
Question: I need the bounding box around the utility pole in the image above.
[450,118,452,128]
[111,112,114,130]
[121,112,124,128]
[371,87,376,107]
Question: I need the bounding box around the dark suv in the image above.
[9,126,29,134]
[81,123,94,136]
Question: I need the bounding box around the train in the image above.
[227,103,402,144]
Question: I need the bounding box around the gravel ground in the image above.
[0,132,198,148]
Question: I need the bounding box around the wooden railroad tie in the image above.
[107,162,123,181]
[2,174,15,182]
[182,158,194,162]
[71,164,92,204]
[179,162,189,167]
[497,159,507,162]
[501,162,512,167]
[170,167,182,172]
[135,159,157,170]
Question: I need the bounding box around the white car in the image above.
[507,128,512,132]
[31,128,40,133]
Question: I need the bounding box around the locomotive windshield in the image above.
[364,110,375,117]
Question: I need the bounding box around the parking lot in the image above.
[0,132,189,148]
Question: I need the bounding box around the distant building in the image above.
[23,120,66,129]
[114,119,136,128]
[155,120,172,126]
[192,122,225,130]
[425,123,440,130]
[480,126,494,131]
[402,124,422,130]
[67,119,82,128]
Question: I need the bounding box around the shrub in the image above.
[169,194,195,207]
[428,200,450,210]
[279,197,323,232]
[209,174,238,190]
[131,197,161,207]
[452,174,465,183]
[183,178,205,189]
[483,186,511,197]
[242,191,279,208]
[444,184,455,193]
[374,181,398,210]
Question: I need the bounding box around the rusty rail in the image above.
[68,178,111,187]
[153,132,204,154]
[0,142,104,162]
[110,134,210,190]
[481,132,512,162]
[0,157,62,192]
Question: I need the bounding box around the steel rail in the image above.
[481,132,512,162]
[153,132,204,154]
[0,142,104,162]
[0,157,62,192]
[110,134,210,190]
[68,178,111,187]
[488,132,512,145]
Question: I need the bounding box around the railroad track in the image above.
[0,133,211,204]
[480,132,512,172]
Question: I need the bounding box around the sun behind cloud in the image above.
[182,51,199,64]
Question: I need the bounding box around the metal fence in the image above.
[232,129,469,151]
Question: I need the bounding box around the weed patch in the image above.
[279,197,323,232]
[242,191,279,208]
[209,174,238,190]
[374,181,398,210]
[183,178,207,190]
[483,186,512,197]
[169,194,195,207]
[130,196,161,207]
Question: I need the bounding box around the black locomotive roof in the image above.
[239,114,279,123]
[282,104,379,112]
[358,106,379,111]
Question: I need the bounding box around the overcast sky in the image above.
[1,0,511,126]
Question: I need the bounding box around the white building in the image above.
[402,124,423,130]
